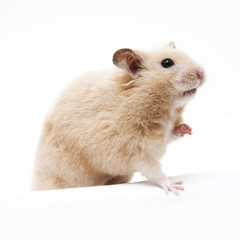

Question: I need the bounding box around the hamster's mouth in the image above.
[183,88,197,96]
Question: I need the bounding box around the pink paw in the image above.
[147,170,184,195]
[159,177,184,195]
[173,123,192,137]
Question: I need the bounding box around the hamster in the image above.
[31,42,205,194]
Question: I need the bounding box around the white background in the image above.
[0,0,240,193]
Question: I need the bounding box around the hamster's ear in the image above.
[113,48,142,75]
[168,41,176,48]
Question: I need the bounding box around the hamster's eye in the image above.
[161,58,174,68]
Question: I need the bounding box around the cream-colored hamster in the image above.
[32,42,205,194]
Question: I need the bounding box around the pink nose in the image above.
[196,69,204,81]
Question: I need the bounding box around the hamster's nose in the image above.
[196,69,204,81]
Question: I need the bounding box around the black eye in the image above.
[161,58,174,68]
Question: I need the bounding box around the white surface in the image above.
[0,171,240,240]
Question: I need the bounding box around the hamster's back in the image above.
[32,69,130,190]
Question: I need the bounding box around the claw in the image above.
[174,185,184,191]
[174,181,182,185]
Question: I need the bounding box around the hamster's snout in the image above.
[196,69,204,81]
[181,68,205,97]
[196,68,205,86]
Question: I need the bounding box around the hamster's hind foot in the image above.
[105,174,133,185]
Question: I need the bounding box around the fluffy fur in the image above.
[32,43,205,194]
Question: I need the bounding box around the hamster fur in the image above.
[32,42,205,194]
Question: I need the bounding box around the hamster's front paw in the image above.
[158,175,184,195]
[173,123,192,137]
[142,168,184,195]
